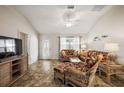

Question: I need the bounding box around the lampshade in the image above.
[104,43,119,52]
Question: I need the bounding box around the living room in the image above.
[0,3,124,89]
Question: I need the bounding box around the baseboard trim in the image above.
[39,59,59,61]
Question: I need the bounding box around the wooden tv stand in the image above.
[0,55,28,87]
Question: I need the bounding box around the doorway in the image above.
[19,32,31,63]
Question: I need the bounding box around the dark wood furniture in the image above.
[0,55,28,87]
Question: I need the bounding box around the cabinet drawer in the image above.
[0,63,11,78]
[0,72,11,79]
[0,76,11,87]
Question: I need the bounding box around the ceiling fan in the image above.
[63,5,80,27]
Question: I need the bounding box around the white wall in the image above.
[87,6,124,64]
[39,33,87,59]
[39,34,59,59]
[0,6,38,64]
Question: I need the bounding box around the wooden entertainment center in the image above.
[0,55,28,87]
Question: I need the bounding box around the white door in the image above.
[42,40,50,59]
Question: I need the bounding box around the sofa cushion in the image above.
[60,51,66,56]
[66,67,86,78]
[79,50,88,56]
[54,62,77,73]
[86,59,96,68]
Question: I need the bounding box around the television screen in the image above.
[0,36,22,59]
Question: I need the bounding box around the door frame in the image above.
[18,31,31,64]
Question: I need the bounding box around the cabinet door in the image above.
[0,62,11,87]
[21,57,28,74]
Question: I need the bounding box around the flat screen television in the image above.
[0,36,22,59]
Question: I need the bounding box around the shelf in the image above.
[12,63,21,69]
[12,62,21,66]
[12,61,21,76]
[12,60,21,64]
[12,69,21,74]
[0,55,28,86]
[12,71,21,81]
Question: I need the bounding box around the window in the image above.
[60,36,80,51]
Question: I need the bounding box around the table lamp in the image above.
[104,43,119,64]
[104,43,119,53]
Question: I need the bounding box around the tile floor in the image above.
[11,60,124,87]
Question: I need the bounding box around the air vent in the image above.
[92,5,106,11]
[101,35,109,38]
[67,5,75,9]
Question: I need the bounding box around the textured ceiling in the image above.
[14,5,112,34]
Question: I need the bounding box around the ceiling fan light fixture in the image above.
[65,22,73,27]
[63,5,78,27]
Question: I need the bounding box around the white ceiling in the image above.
[14,5,112,34]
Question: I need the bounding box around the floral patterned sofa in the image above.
[54,62,87,83]
[59,49,78,62]
[54,53,103,87]
[78,50,124,85]
[79,50,109,64]
[65,61,101,87]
